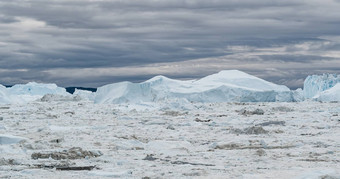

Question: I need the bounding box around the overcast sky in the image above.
[1,0,340,89]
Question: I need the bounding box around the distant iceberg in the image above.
[2,70,339,104]
[95,70,294,104]
[0,82,70,104]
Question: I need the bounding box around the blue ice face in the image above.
[304,74,340,98]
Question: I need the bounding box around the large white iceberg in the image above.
[304,74,340,98]
[95,70,293,104]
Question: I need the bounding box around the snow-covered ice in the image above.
[0,99,339,178]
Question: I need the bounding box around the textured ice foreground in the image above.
[0,100,339,178]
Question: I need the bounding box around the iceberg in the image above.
[304,74,340,98]
[314,83,340,102]
[95,70,293,104]
[5,82,70,103]
[9,82,68,96]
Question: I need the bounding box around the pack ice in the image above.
[304,73,340,98]
[95,70,294,103]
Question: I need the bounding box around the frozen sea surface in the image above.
[0,100,339,178]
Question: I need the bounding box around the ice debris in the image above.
[31,147,103,160]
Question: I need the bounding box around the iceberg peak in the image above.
[145,75,173,83]
[215,70,256,79]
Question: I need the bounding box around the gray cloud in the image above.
[0,0,340,89]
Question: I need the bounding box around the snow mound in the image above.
[95,70,292,104]
[304,74,340,98]
[314,83,340,102]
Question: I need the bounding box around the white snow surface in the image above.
[314,83,340,101]
[95,70,293,103]
[304,73,340,98]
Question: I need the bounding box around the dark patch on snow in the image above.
[232,126,269,135]
[256,121,285,126]
[31,147,102,160]
[65,87,97,94]
[238,108,265,115]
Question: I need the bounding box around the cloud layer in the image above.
[1,0,340,89]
